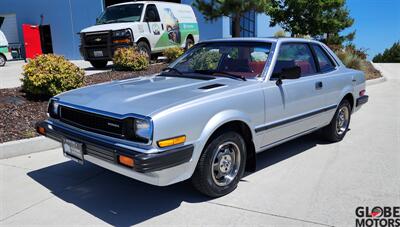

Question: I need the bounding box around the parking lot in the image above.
[0,63,399,226]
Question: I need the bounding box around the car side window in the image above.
[145,4,160,22]
[272,43,317,79]
[312,44,336,72]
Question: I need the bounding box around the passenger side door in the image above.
[143,4,163,52]
[259,42,330,148]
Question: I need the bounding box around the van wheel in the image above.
[322,99,351,142]
[185,37,194,50]
[192,131,246,197]
[0,54,6,67]
[137,41,151,61]
[89,60,107,69]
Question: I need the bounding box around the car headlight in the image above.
[134,118,152,142]
[47,99,59,119]
[113,29,131,38]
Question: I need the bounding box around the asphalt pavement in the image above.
[0,63,399,226]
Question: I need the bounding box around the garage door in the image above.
[0,14,19,44]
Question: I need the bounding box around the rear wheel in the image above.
[89,60,107,69]
[192,131,246,197]
[137,41,151,61]
[0,54,6,67]
[322,99,352,142]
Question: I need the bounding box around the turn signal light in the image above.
[119,155,134,167]
[157,135,186,148]
[37,126,46,135]
[113,39,131,44]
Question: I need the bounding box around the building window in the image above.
[240,11,256,37]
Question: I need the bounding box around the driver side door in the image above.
[258,42,330,149]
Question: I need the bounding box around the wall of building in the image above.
[0,0,103,59]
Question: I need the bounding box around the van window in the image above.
[312,44,336,72]
[96,4,144,24]
[272,43,317,78]
[145,4,160,22]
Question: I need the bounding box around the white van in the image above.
[0,30,12,67]
[79,1,199,68]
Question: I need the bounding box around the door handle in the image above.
[315,81,323,90]
[161,23,164,30]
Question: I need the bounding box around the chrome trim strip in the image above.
[255,104,337,133]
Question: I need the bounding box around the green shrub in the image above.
[335,50,362,70]
[113,47,149,71]
[373,41,400,63]
[21,54,85,97]
[274,30,287,37]
[163,46,184,62]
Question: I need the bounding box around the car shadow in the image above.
[27,132,330,226]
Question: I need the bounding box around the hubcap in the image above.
[0,57,5,66]
[211,141,241,187]
[336,106,349,135]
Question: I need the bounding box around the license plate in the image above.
[93,50,104,57]
[62,138,84,164]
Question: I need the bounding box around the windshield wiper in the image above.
[194,70,246,81]
[162,67,183,75]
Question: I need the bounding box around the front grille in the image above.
[60,106,125,138]
[83,32,110,46]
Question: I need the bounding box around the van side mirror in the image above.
[275,66,301,86]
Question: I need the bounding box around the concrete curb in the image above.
[0,136,60,159]
[366,76,386,86]
[367,62,387,86]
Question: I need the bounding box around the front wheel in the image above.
[185,37,194,50]
[192,131,246,197]
[0,54,6,67]
[89,60,108,69]
[321,99,352,142]
[137,41,151,61]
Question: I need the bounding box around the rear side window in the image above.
[272,43,317,78]
[312,44,336,72]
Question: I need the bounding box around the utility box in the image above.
[22,24,53,59]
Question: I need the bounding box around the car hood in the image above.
[80,22,136,33]
[56,75,247,117]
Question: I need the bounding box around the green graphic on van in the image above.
[0,46,8,54]
[155,23,198,48]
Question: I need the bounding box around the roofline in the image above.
[108,1,186,7]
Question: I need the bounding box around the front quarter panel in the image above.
[151,82,265,177]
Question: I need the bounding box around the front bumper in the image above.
[36,120,194,174]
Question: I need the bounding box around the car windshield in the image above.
[170,42,272,79]
[96,4,144,24]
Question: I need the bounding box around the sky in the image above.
[344,0,400,59]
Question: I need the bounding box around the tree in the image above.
[372,41,400,63]
[193,0,271,37]
[267,0,353,45]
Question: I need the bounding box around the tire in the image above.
[89,60,107,69]
[137,41,151,61]
[0,54,6,67]
[192,131,246,197]
[185,37,194,50]
[321,99,352,142]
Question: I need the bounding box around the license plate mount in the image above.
[62,138,84,164]
[93,50,104,57]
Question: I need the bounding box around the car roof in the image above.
[200,37,323,45]
[109,1,183,7]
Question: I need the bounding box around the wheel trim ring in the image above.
[336,106,349,135]
[211,141,241,187]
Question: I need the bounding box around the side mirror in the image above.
[275,66,301,86]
